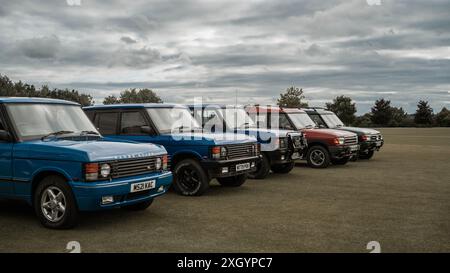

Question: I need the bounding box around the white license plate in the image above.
[376,141,382,147]
[350,145,359,151]
[291,152,300,159]
[130,180,156,193]
[236,163,251,172]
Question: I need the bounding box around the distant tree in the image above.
[414,100,434,126]
[389,106,408,127]
[354,113,373,127]
[0,74,93,106]
[277,86,308,108]
[104,88,163,104]
[435,107,450,127]
[325,95,357,125]
[371,99,393,126]
[103,95,120,105]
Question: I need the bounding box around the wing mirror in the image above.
[140,126,152,134]
[0,130,11,141]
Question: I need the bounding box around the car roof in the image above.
[84,103,187,110]
[0,97,80,106]
[301,108,333,114]
[186,104,245,109]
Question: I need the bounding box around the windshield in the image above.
[286,113,317,129]
[147,107,201,133]
[6,103,99,140]
[219,108,256,129]
[321,113,344,128]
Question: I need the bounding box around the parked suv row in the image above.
[0,97,383,229]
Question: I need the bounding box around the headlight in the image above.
[279,138,287,149]
[100,163,111,178]
[155,157,162,170]
[333,137,345,145]
[220,146,227,157]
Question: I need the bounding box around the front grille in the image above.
[110,157,158,179]
[370,134,382,141]
[226,143,257,159]
[344,135,358,145]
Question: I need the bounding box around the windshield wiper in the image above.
[80,130,100,135]
[304,125,314,129]
[41,130,74,140]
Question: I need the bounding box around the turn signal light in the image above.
[85,163,99,181]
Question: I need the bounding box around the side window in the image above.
[85,111,95,122]
[95,112,118,135]
[279,114,294,130]
[120,111,151,135]
[310,114,326,127]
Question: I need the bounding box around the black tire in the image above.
[122,199,153,211]
[271,162,295,174]
[173,159,210,196]
[248,153,270,179]
[306,145,331,168]
[331,157,349,165]
[33,175,79,229]
[217,174,247,187]
[359,150,375,160]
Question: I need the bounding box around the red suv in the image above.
[246,106,359,168]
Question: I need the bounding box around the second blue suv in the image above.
[84,104,261,196]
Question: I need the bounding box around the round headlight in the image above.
[155,157,162,170]
[100,164,111,178]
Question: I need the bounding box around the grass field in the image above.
[0,128,449,253]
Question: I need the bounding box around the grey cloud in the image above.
[120,36,137,44]
[108,47,161,68]
[19,36,61,59]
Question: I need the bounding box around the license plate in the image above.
[236,163,251,172]
[376,141,382,147]
[350,145,359,151]
[291,152,300,159]
[130,180,156,193]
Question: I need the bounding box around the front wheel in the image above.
[248,153,270,179]
[217,174,247,187]
[359,150,375,160]
[306,146,331,168]
[173,159,210,196]
[122,199,153,211]
[34,175,79,229]
[271,162,295,174]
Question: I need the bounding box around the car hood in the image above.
[166,131,257,145]
[338,127,381,135]
[239,128,299,138]
[14,138,167,162]
[303,128,356,138]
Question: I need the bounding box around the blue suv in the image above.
[84,104,261,196]
[0,98,172,229]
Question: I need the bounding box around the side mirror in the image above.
[140,126,152,134]
[0,130,11,141]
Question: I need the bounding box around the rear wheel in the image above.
[306,146,331,168]
[217,174,247,187]
[271,162,295,174]
[122,199,153,211]
[173,159,210,196]
[248,153,270,179]
[34,175,79,229]
[331,157,349,165]
[359,150,375,160]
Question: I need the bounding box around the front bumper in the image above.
[71,171,173,211]
[329,144,360,159]
[267,148,302,165]
[360,140,384,153]
[202,155,261,178]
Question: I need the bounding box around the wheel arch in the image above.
[171,151,203,167]
[31,168,72,205]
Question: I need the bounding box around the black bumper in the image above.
[201,156,261,178]
[329,145,360,159]
[360,140,384,153]
[266,148,302,165]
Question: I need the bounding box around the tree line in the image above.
[1,75,448,127]
[277,86,450,127]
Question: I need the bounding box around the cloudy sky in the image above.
[0,0,449,113]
